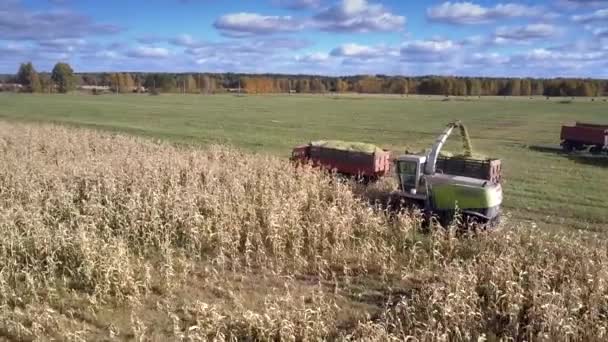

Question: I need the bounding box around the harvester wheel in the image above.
[461,212,500,232]
[590,145,603,155]
[561,141,575,152]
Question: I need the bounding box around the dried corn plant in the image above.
[0,121,606,341]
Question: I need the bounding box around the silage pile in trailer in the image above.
[439,150,490,160]
[310,139,384,154]
[0,121,607,341]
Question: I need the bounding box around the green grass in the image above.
[1,92,607,231]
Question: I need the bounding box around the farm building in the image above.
[79,85,111,91]
[227,88,244,93]
[0,83,23,92]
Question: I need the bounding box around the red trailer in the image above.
[574,122,608,129]
[291,142,391,181]
[561,122,608,154]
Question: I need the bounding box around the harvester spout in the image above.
[424,121,475,175]
[424,121,458,175]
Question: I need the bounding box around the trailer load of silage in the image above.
[438,150,490,161]
[310,140,384,154]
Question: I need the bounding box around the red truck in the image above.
[291,141,391,182]
[561,122,608,154]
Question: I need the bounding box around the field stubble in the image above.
[0,122,607,341]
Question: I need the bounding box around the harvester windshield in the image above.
[395,155,426,194]
[397,161,417,188]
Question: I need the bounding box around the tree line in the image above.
[3,61,607,97]
[8,62,76,93]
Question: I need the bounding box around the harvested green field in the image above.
[0,93,606,231]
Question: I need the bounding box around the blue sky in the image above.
[1,0,607,77]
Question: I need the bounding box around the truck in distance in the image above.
[561,122,608,154]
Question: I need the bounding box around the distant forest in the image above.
[2,62,607,97]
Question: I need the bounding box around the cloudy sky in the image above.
[1,0,607,77]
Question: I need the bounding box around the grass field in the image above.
[0,93,607,231]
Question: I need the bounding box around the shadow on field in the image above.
[528,144,562,154]
[528,144,608,167]
[330,96,365,100]
[566,154,608,167]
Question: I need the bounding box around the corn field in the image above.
[0,121,606,341]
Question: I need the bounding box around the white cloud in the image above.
[495,24,558,41]
[504,47,606,77]
[213,1,405,36]
[427,2,547,24]
[402,39,456,54]
[275,0,321,10]
[37,38,88,52]
[572,8,608,23]
[558,0,608,9]
[460,35,484,46]
[213,13,302,37]
[400,39,458,63]
[591,27,608,37]
[295,52,330,63]
[522,48,605,62]
[136,36,164,44]
[0,1,121,40]
[184,37,310,62]
[169,34,201,47]
[314,0,406,32]
[0,41,28,54]
[126,46,170,58]
[470,52,510,65]
[95,50,120,59]
[491,36,512,45]
[183,37,313,73]
[330,43,385,58]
